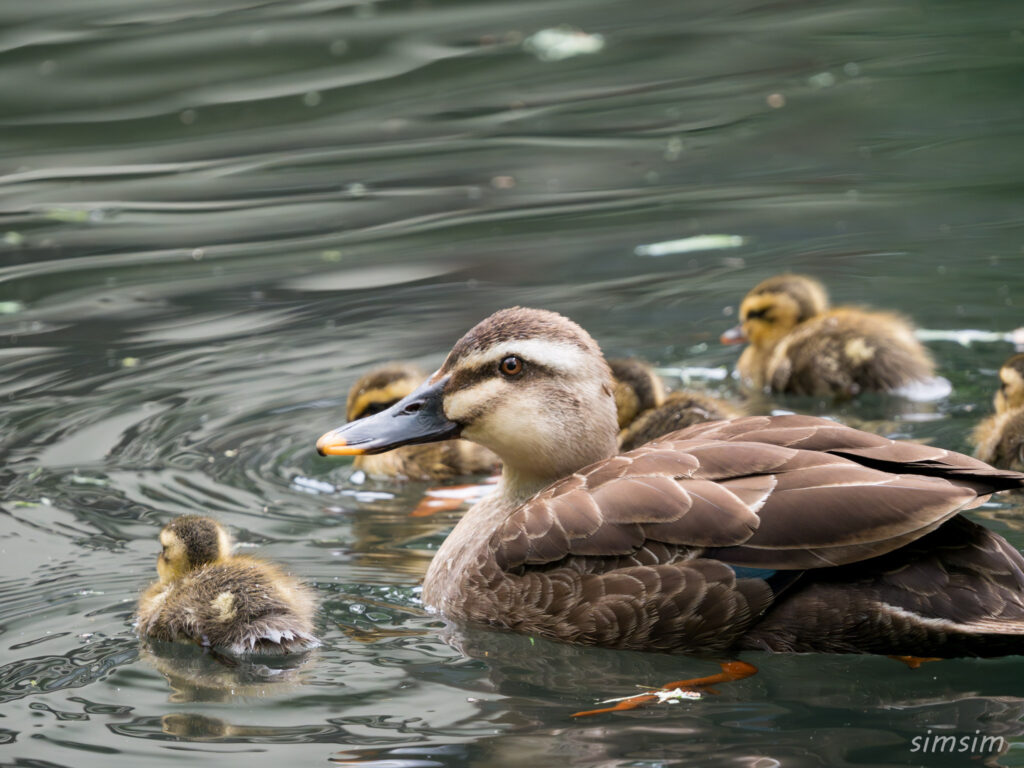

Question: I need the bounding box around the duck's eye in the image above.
[745,308,771,321]
[499,355,524,377]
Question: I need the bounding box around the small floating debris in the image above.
[292,476,337,495]
[634,234,746,258]
[654,365,730,383]
[0,300,24,314]
[891,376,953,403]
[44,207,91,223]
[120,357,140,369]
[915,328,1023,347]
[523,26,605,62]
[70,475,109,487]
[3,231,24,246]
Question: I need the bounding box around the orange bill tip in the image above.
[316,431,365,456]
[720,325,747,345]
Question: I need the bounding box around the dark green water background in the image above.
[2,1,1024,765]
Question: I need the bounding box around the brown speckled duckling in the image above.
[609,358,741,451]
[136,516,318,654]
[722,274,935,397]
[346,363,498,481]
[973,354,1024,472]
[317,307,1024,660]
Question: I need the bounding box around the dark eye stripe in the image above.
[745,308,771,321]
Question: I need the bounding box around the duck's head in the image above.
[346,363,424,422]
[317,307,619,494]
[156,515,231,583]
[996,354,1024,413]
[721,274,829,350]
[608,358,665,429]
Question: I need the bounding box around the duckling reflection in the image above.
[136,515,318,654]
[722,274,935,397]
[973,353,1024,473]
[609,358,742,452]
[139,641,314,703]
[347,363,499,481]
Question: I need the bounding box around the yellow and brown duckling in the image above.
[609,357,742,452]
[136,515,318,654]
[317,307,1024,665]
[722,274,935,397]
[973,354,1024,472]
[346,363,498,481]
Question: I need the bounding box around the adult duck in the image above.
[722,274,935,397]
[317,308,1024,666]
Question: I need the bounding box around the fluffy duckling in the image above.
[136,516,318,654]
[609,358,666,430]
[318,307,1024,660]
[973,354,1024,472]
[609,357,741,452]
[346,363,498,481]
[722,274,935,397]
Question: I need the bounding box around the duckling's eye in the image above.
[745,308,771,321]
[499,356,524,377]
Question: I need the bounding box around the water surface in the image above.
[2,0,1024,766]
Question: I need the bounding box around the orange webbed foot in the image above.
[572,660,758,717]
[889,655,943,670]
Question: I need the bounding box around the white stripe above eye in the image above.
[455,339,591,375]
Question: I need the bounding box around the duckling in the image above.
[609,357,742,451]
[318,307,1024,662]
[346,363,498,481]
[136,515,318,654]
[722,274,935,397]
[973,354,1024,472]
[608,358,666,430]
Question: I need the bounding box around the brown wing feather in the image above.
[493,415,1024,574]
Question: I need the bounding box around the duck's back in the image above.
[138,559,317,654]
[767,308,934,396]
[618,391,741,452]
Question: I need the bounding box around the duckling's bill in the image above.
[720,325,746,345]
[317,376,460,456]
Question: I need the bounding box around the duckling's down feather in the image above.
[138,558,318,655]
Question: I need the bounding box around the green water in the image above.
[2,0,1024,765]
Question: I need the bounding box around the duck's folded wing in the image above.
[492,416,1022,574]
[678,414,1024,496]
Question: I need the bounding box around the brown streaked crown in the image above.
[164,515,225,569]
[441,307,598,372]
[743,274,829,324]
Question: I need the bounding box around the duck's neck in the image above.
[422,432,617,613]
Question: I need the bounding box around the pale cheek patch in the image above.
[444,378,507,422]
[216,526,233,560]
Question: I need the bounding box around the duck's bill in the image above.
[316,376,460,456]
[720,325,747,345]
